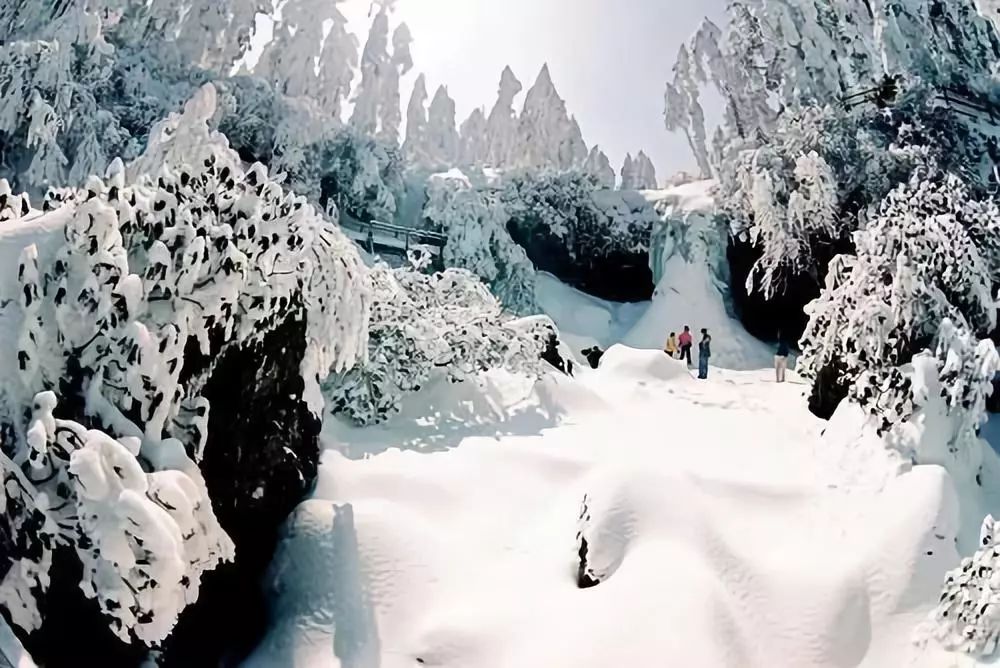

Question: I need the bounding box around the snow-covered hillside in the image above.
[7,0,1000,665]
[248,346,982,667]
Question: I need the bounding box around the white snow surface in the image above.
[249,344,990,667]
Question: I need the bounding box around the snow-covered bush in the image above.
[423,169,659,304]
[799,174,1000,441]
[924,515,1000,656]
[422,171,538,314]
[0,84,370,645]
[501,170,654,263]
[327,262,555,425]
[500,170,658,300]
[0,392,228,644]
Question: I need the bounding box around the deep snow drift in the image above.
[248,344,987,667]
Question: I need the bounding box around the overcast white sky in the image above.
[340,0,726,181]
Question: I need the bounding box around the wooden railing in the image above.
[843,77,1000,124]
[339,216,447,255]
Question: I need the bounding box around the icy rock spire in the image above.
[517,64,588,171]
[486,66,524,167]
[584,146,616,189]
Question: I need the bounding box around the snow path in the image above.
[249,347,970,668]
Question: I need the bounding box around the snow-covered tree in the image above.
[664,43,715,178]
[798,173,1000,438]
[316,3,360,118]
[254,0,359,118]
[349,7,412,143]
[426,85,460,168]
[486,66,523,168]
[501,170,656,267]
[0,0,281,197]
[619,154,635,190]
[213,79,404,223]
[403,74,431,166]
[350,7,390,136]
[0,84,371,644]
[377,23,413,145]
[715,73,985,342]
[311,127,404,222]
[670,0,1000,177]
[740,148,839,297]
[327,262,556,425]
[635,151,658,189]
[422,171,537,314]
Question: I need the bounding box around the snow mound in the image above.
[250,346,969,667]
[596,344,692,382]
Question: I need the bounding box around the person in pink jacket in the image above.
[677,326,693,366]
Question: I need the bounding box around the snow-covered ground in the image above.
[248,342,985,667]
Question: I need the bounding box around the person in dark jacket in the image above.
[697,328,711,379]
[775,335,790,383]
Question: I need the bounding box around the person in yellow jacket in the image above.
[664,332,679,358]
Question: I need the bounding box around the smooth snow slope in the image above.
[248,347,972,668]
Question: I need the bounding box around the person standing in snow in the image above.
[697,328,711,379]
[664,332,678,358]
[775,335,790,383]
[678,326,693,366]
